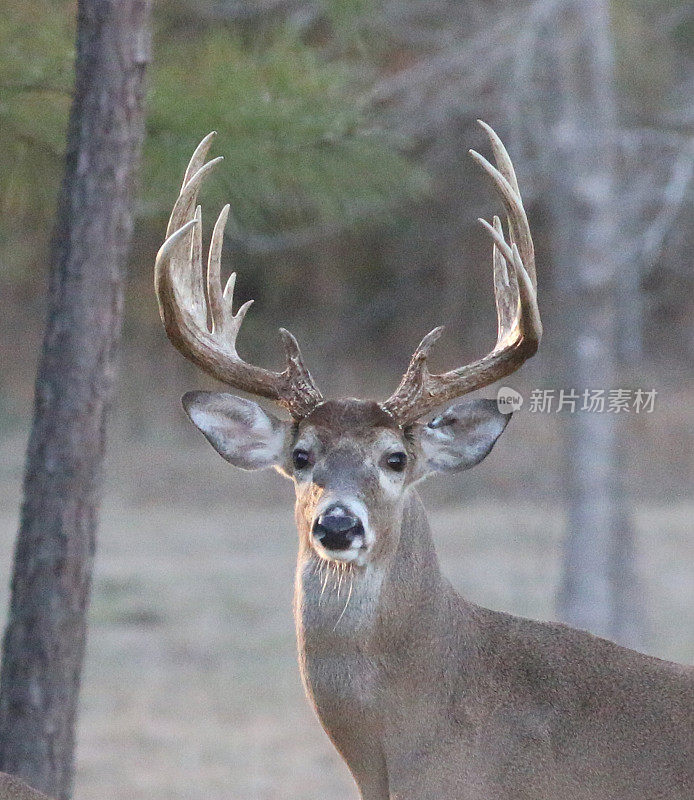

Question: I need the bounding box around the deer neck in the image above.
[293,490,480,794]
[294,489,454,672]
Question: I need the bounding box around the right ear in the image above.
[414,398,511,476]
[182,391,291,471]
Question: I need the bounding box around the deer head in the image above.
[155,122,541,568]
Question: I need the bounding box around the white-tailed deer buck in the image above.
[155,123,693,800]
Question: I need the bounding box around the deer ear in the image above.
[182,391,291,471]
[416,399,511,475]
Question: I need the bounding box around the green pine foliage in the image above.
[0,0,73,280]
[145,27,425,232]
[0,1,426,285]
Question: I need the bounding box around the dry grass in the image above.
[0,433,691,800]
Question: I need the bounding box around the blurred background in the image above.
[0,0,692,798]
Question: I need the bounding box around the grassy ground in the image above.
[0,432,691,800]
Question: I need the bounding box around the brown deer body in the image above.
[296,452,692,800]
[155,124,693,799]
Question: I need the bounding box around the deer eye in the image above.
[384,452,407,472]
[292,449,312,470]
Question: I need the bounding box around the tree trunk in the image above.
[0,2,151,797]
[545,0,644,648]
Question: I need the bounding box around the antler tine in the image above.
[187,205,205,319]
[470,120,535,289]
[155,135,323,419]
[207,203,231,333]
[166,155,223,239]
[477,121,520,194]
[381,122,541,426]
[182,130,217,189]
[488,215,520,349]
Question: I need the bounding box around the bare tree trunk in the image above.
[546,0,644,648]
[0,2,151,797]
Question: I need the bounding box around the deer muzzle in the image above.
[312,504,366,553]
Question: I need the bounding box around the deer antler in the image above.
[381,121,541,426]
[155,132,323,419]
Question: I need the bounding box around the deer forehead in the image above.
[301,399,400,432]
[295,399,405,454]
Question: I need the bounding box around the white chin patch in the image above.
[314,541,369,566]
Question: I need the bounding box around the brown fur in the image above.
[303,399,401,434]
[290,400,693,800]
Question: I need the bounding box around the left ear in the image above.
[414,399,511,475]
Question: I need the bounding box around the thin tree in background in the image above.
[0,1,152,797]
[543,0,644,648]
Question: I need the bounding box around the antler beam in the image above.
[154,133,323,419]
[381,121,541,425]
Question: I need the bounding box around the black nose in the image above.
[312,508,364,551]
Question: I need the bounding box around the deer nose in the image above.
[312,507,364,551]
